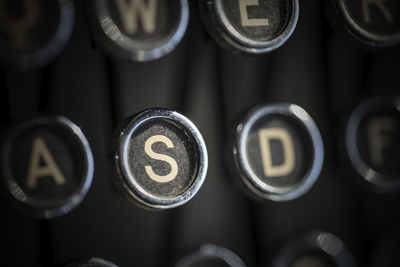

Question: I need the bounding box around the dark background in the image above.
[1,0,400,266]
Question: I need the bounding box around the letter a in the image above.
[26,137,66,189]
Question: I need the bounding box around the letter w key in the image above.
[115,0,158,34]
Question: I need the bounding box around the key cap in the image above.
[111,108,208,210]
[0,115,94,218]
[332,0,400,47]
[344,96,400,193]
[64,257,118,267]
[230,103,323,201]
[88,0,189,62]
[0,0,74,70]
[199,0,299,54]
[272,231,357,267]
[175,244,247,267]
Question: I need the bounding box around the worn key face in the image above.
[334,0,400,46]
[0,0,74,70]
[200,0,299,54]
[232,103,323,201]
[0,116,94,218]
[111,109,208,210]
[89,0,189,61]
[345,96,400,192]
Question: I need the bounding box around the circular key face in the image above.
[112,109,207,210]
[273,231,357,267]
[175,244,246,267]
[89,0,189,62]
[333,0,400,47]
[345,96,400,192]
[0,115,94,219]
[65,257,118,267]
[199,0,298,54]
[232,103,323,201]
[0,0,74,70]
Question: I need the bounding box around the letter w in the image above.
[115,0,157,34]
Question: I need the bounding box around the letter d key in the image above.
[230,103,324,201]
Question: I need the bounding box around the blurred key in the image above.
[332,0,400,47]
[88,0,189,61]
[344,96,400,193]
[0,0,74,70]
[272,231,357,267]
[64,257,118,267]
[0,115,94,218]
[175,244,247,267]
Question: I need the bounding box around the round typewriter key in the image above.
[333,0,400,47]
[175,244,246,267]
[0,0,74,70]
[65,257,118,267]
[232,103,323,201]
[345,96,400,192]
[111,109,207,210]
[273,231,357,267]
[199,0,298,54]
[0,115,94,218]
[89,0,189,62]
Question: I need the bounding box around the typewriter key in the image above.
[333,0,400,47]
[199,0,299,54]
[88,0,189,62]
[231,103,323,201]
[64,257,118,267]
[0,115,94,218]
[345,96,400,193]
[175,244,246,267]
[273,231,357,267]
[0,0,74,70]
[111,109,208,210]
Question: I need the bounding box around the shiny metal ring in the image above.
[233,103,324,201]
[1,115,94,219]
[345,96,400,192]
[175,244,247,267]
[113,109,208,210]
[90,0,189,62]
[334,0,400,47]
[273,231,357,267]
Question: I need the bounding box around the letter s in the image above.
[144,135,178,183]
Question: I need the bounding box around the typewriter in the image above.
[1,0,400,266]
